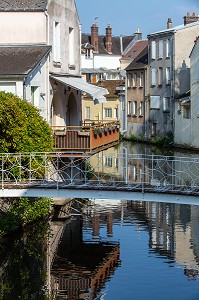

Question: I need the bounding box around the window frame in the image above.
[104,107,112,118]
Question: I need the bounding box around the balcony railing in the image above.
[51,121,120,154]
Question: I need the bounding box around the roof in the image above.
[92,80,124,97]
[0,0,48,11]
[82,67,120,74]
[0,45,51,76]
[122,40,148,60]
[82,33,137,56]
[125,45,148,71]
[148,21,199,38]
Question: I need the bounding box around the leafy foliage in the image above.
[0,198,52,237]
[0,91,53,153]
[0,218,51,299]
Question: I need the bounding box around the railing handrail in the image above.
[51,120,120,132]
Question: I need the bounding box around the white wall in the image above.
[0,12,46,44]
[94,55,121,69]
[190,40,199,148]
[174,24,199,96]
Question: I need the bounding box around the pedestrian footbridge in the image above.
[1,152,199,205]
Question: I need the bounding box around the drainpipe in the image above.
[45,10,50,123]
[171,34,175,135]
[143,69,147,138]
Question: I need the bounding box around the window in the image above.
[133,101,137,115]
[128,101,132,115]
[132,73,137,87]
[105,157,112,167]
[163,97,170,112]
[166,39,171,57]
[166,67,171,85]
[151,122,157,136]
[151,41,156,60]
[151,69,156,86]
[139,101,144,116]
[150,96,160,109]
[104,108,112,118]
[31,86,39,106]
[128,73,132,87]
[114,107,118,119]
[85,48,92,59]
[53,21,61,62]
[158,67,163,86]
[115,158,118,169]
[69,27,75,66]
[182,105,190,119]
[140,72,144,87]
[158,40,163,59]
[85,107,90,119]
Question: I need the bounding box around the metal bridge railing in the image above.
[1,152,199,194]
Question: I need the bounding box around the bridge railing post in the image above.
[141,156,145,194]
[56,155,59,190]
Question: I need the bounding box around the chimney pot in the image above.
[167,18,172,29]
[184,11,199,26]
[91,23,99,52]
[106,24,112,53]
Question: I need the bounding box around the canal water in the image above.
[1,142,199,299]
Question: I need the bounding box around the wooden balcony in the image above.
[51,121,120,154]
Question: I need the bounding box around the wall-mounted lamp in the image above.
[40,92,46,97]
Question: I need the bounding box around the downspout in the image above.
[45,10,50,123]
[23,78,26,100]
[171,34,175,135]
[79,23,83,125]
[124,70,127,134]
[143,68,147,138]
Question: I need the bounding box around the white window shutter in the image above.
[159,40,163,58]
[151,69,156,86]
[151,41,156,60]
[150,96,160,109]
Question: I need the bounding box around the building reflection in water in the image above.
[125,200,199,281]
[84,197,199,283]
[49,215,120,299]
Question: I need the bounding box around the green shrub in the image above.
[0,91,53,153]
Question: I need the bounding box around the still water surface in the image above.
[1,143,199,299]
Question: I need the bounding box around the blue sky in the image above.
[75,0,198,38]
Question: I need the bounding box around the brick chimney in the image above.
[167,18,172,29]
[106,24,112,53]
[184,12,199,26]
[91,24,99,52]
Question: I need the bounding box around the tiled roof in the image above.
[0,0,48,11]
[122,40,148,60]
[0,45,51,76]
[93,80,124,97]
[82,33,137,56]
[125,46,148,71]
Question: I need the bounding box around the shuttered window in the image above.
[151,69,156,86]
[151,41,156,60]
[150,96,160,109]
[158,40,163,59]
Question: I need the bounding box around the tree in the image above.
[0,91,53,153]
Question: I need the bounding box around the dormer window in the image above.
[86,48,92,58]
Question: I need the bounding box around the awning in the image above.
[51,76,108,103]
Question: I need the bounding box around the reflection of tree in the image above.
[0,220,50,300]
